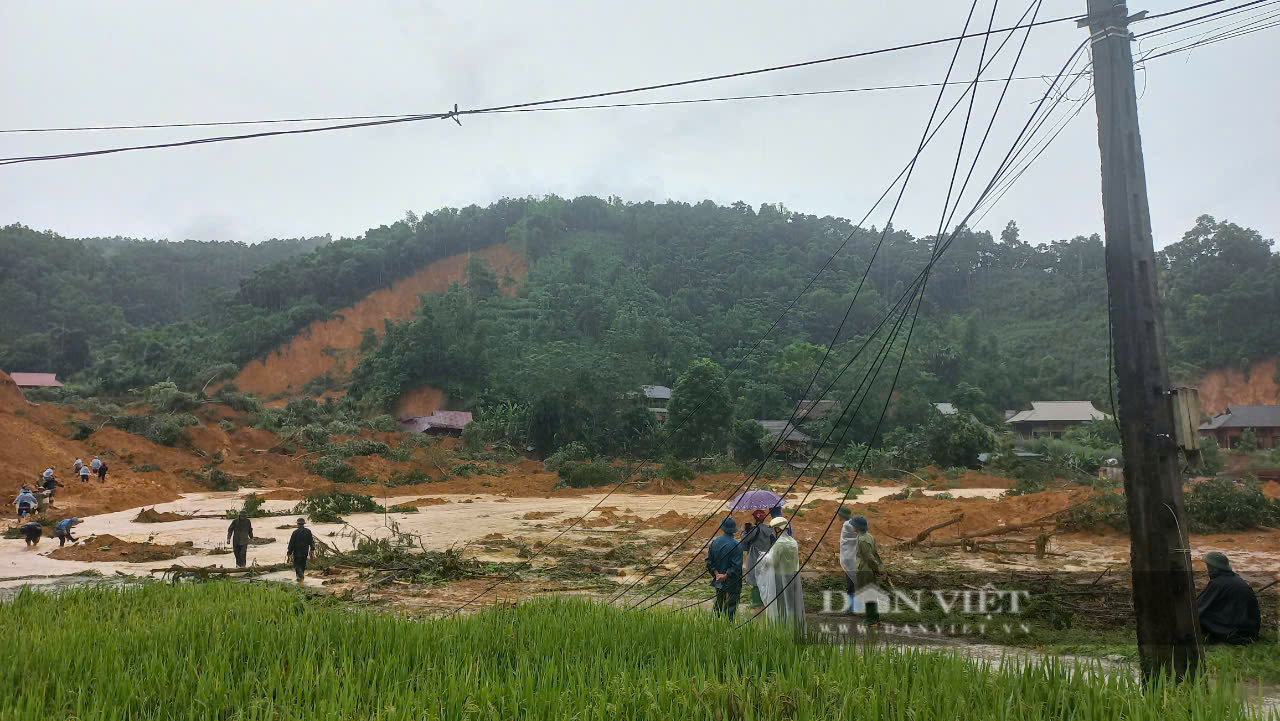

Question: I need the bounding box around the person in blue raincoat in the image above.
[705,517,744,619]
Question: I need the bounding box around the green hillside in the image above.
[3,198,1275,456]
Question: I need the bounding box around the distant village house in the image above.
[9,372,63,388]
[398,410,473,436]
[757,420,812,459]
[793,400,838,425]
[1198,405,1280,449]
[1005,401,1109,440]
[642,385,671,423]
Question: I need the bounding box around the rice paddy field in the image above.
[1,582,1268,720]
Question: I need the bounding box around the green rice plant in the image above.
[0,584,1258,721]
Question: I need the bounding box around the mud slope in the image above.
[0,370,205,516]
[1197,357,1280,415]
[232,245,525,397]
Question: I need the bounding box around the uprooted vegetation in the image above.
[328,522,520,588]
[294,489,384,524]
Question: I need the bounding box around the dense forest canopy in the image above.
[2,198,1275,452]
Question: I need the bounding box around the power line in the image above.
[737,33,1094,629]
[447,0,1046,615]
[623,0,1019,611]
[0,12,1090,166]
[0,75,1090,135]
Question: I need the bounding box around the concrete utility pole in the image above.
[1083,0,1203,681]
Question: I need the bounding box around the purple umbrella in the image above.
[728,489,785,511]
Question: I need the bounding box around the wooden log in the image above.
[148,563,292,575]
[896,513,964,548]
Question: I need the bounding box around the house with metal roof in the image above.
[641,385,672,422]
[1199,405,1280,449]
[398,410,473,435]
[793,400,838,424]
[757,420,812,458]
[9,372,63,388]
[1005,401,1109,439]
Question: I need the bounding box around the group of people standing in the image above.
[14,458,109,519]
[225,512,317,583]
[706,504,884,631]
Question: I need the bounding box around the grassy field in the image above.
[0,582,1267,720]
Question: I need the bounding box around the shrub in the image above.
[307,455,358,484]
[294,490,383,524]
[130,464,162,473]
[145,381,201,413]
[110,413,197,447]
[661,457,696,482]
[365,415,399,433]
[386,469,434,486]
[1184,477,1280,533]
[199,468,239,492]
[1194,437,1225,476]
[214,387,264,414]
[1238,428,1258,453]
[450,462,482,478]
[328,439,391,458]
[218,420,234,433]
[544,442,590,475]
[562,460,620,489]
[1057,490,1129,532]
[225,493,272,519]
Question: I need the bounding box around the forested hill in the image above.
[2,199,1275,430]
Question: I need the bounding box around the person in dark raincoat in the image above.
[1196,552,1260,645]
[705,517,744,619]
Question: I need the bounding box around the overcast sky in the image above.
[2,1,1276,249]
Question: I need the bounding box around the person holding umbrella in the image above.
[742,509,774,609]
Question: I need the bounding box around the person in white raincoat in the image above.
[758,516,805,634]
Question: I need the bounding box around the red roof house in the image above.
[9,373,63,388]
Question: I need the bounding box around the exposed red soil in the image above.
[230,245,526,397]
[916,465,1016,489]
[522,511,559,520]
[1196,357,1280,415]
[403,497,449,507]
[133,508,191,523]
[1263,481,1280,499]
[395,385,446,418]
[47,534,195,563]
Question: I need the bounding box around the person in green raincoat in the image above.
[839,507,884,623]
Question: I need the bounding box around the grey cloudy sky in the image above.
[2,1,1276,248]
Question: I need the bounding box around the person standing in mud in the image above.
[53,517,82,547]
[19,519,43,548]
[91,456,108,482]
[226,511,254,569]
[705,517,744,619]
[42,473,62,507]
[839,508,884,624]
[79,463,90,483]
[286,518,316,584]
[14,487,37,519]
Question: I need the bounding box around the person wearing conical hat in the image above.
[1197,552,1260,645]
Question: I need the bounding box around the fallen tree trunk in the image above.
[896,514,964,548]
[148,563,292,576]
